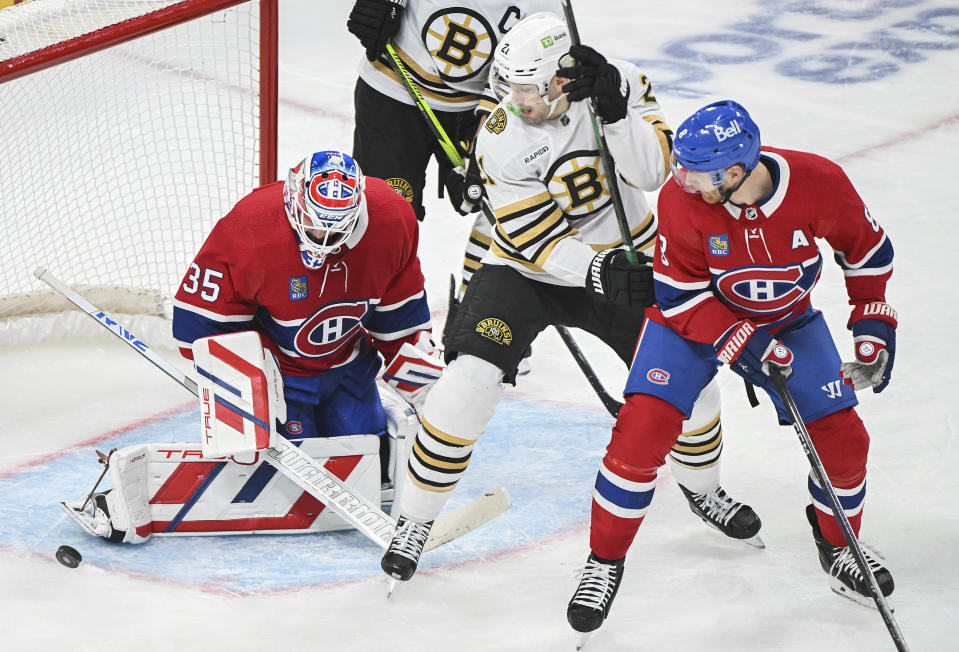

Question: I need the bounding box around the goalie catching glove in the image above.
[841,301,897,393]
[382,331,444,414]
[715,320,794,387]
[587,248,655,308]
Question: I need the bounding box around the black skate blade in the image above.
[696,515,766,549]
[829,581,895,612]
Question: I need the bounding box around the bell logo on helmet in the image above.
[712,120,742,142]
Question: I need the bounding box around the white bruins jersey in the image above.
[475,60,673,286]
[358,0,561,113]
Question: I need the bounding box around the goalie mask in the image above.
[488,12,571,118]
[283,150,365,269]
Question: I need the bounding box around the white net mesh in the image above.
[0,0,270,344]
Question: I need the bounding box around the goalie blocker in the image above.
[63,331,419,543]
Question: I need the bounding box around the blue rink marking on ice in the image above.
[0,397,611,594]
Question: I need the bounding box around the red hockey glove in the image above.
[715,320,794,387]
[382,332,444,414]
[841,302,897,393]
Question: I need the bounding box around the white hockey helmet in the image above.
[489,12,571,102]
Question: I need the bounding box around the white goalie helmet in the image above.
[489,12,571,103]
[283,150,365,269]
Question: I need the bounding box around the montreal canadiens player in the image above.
[172,150,442,473]
[565,101,898,638]
[62,151,445,545]
[380,13,763,585]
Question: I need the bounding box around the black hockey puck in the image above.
[55,545,82,568]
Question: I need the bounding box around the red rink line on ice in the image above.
[0,400,195,482]
[837,111,959,163]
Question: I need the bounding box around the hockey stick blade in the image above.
[425,487,511,552]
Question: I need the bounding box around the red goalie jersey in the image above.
[172,177,431,376]
[651,147,894,345]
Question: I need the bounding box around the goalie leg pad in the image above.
[668,378,723,493]
[395,354,504,522]
[61,437,383,542]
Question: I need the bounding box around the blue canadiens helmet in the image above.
[673,100,761,173]
[283,150,365,269]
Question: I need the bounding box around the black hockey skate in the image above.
[567,552,625,646]
[680,484,764,548]
[381,516,433,582]
[806,504,894,606]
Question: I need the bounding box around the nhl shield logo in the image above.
[476,317,512,346]
[745,207,758,221]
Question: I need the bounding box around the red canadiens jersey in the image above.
[172,177,430,375]
[651,147,894,345]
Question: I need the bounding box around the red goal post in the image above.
[0,0,278,344]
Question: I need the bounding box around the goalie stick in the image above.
[770,369,910,652]
[385,43,624,418]
[36,268,510,551]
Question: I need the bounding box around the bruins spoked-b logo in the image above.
[476,317,512,346]
[422,8,496,82]
[546,150,611,218]
[485,108,507,134]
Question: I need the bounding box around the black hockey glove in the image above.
[587,248,655,308]
[347,0,407,62]
[557,45,629,124]
[444,154,485,216]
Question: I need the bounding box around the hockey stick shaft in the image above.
[560,0,638,265]
[384,49,624,418]
[35,268,509,550]
[769,369,910,652]
[385,43,465,169]
[554,326,623,417]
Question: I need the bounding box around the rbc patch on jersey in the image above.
[289,276,308,300]
[709,234,729,256]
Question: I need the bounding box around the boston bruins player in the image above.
[381,12,763,583]
[348,0,561,294]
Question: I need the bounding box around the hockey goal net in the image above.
[0,0,277,345]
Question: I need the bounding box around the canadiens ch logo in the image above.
[716,264,816,314]
[708,235,729,256]
[286,421,304,435]
[485,108,507,134]
[293,300,370,357]
[289,276,308,300]
[476,317,512,346]
[647,368,670,385]
[386,177,414,203]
